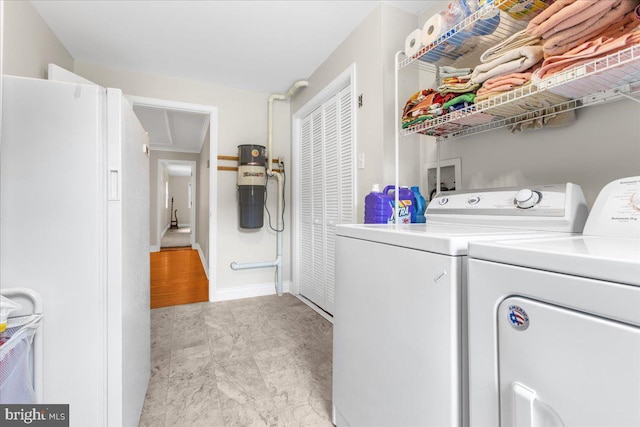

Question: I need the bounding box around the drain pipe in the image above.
[231,80,309,296]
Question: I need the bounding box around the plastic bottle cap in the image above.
[371,183,380,192]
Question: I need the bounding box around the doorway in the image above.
[158,159,197,249]
[128,95,218,303]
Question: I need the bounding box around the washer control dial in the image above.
[514,189,540,209]
[438,197,449,206]
[467,196,480,205]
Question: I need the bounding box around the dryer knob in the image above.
[515,189,540,209]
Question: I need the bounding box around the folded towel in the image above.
[527,0,578,29]
[543,0,639,56]
[533,28,640,81]
[480,72,533,91]
[528,0,621,38]
[471,46,544,84]
[480,30,542,63]
[440,66,473,75]
[437,81,481,93]
[402,89,435,118]
[443,93,476,110]
[597,11,639,38]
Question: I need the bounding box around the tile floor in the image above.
[139,294,334,427]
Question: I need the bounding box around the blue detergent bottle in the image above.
[411,186,427,223]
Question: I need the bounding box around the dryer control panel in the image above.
[426,183,589,233]
[583,176,640,238]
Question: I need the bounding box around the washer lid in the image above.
[336,223,569,255]
[469,235,640,286]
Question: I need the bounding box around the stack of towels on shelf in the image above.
[401,0,640,132]
[526,0,640,57]
[527,0,640,83]
[401,65,481,129]
[438,66,479,113]
[470,30,539,101]
[471,29,544,101]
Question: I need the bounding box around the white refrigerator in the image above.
[1,75,150,427]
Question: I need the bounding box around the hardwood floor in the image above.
[150,249,209,309]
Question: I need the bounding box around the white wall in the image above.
[424,101,640,207]
[75,62,291,293]
[168,175,190,226]
[291,4,419,224]
[3,0,74,78]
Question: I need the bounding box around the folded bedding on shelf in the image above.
[402,89,435,118]
[480,72,533,91]
[527,0,621,39]
[440,66,473,78]
[437,82,481,93]
[542,0,638,57]
[402,90,462,128]
[479,30,542,63]
[442,93,476,110]
[471,46,544,84]
[532,28,640,82]
[597,11,639,39]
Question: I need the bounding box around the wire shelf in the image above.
[399,0,549,71]
[401,44,640,140]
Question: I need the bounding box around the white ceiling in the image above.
[165,163,193,177]
[133,105,210,153]
[31,1,436,94]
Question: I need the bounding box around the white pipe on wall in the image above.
[231,80,308,296]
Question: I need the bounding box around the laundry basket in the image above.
[0,288,43,404]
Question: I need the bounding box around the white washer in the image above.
[467,177,640,427]
[333,183,588,427]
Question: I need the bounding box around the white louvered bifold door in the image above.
[309,107,325,308]
[297,84,353,315]
[299,115,314,303]
[322,96,339,314]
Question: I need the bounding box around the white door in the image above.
[107,89,150,427]
[1,76,106,425]
[297,85,353,314]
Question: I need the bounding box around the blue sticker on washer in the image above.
[507,305,530,331]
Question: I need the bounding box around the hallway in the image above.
[150,249,209,309]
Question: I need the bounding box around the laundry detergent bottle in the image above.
[411,186,427,223]
[384,185,415,224]
[364,184,393,224]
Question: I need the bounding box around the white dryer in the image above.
[333,183,588,427]
[467,177,640,427]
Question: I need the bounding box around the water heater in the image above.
[237,144,267,229]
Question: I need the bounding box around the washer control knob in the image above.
[468,196,480,205]
[438,197,449,206]
[515,189,540,209]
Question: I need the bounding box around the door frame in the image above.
[291,64,356,298]
[127,96,218,298]
[157,159,197,246]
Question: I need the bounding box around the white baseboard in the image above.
[212,281,292,302]
[149,245,160,253]
[178,223,190,228]
[160,224,170,239]
[193,243,208,279]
